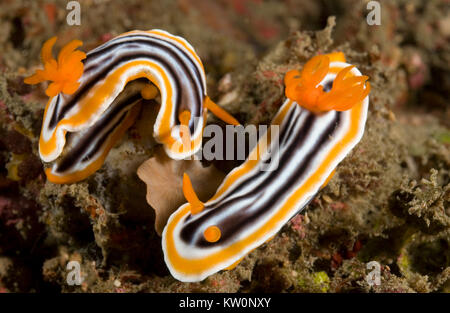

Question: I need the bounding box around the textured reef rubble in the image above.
[0,0,448,292]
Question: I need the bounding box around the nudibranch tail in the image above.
[24,37,86,97]
[162,52,370,282]
[28,30,239,184]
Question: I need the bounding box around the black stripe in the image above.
[217,113,341,245]
[48,95,61,133]
[51,53,193,136]
[179,111,342,246]
[92,35,205,116]
[54,92,142,173]
[179,111,316,241]
[87,34,203,90]
[85,37,204,103]
[281,105,302,146]
[48,37,204,135]
[190,105,309,216]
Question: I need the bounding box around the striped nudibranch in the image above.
[162,52,371,282]
[25,30,238,184]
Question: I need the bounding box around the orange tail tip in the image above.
[24,36,86,97]
[182,173,204,215]
[284,54,370,113]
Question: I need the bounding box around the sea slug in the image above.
[25,30,238,183]
[162,52,370,282]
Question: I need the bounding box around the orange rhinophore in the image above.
[182,173,204,215]
[284,55,370,113]
[24,37,86,97]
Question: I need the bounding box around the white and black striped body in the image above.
[162,62,370,282]
[40,30,207,183]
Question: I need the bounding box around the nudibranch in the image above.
[162,52,370,282]
[25,30,238,184]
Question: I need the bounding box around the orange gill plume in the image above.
[284,54,370,113]
[24,36,86,97]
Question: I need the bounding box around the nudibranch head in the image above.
[24,37,86,97]
[284,54,370,113]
